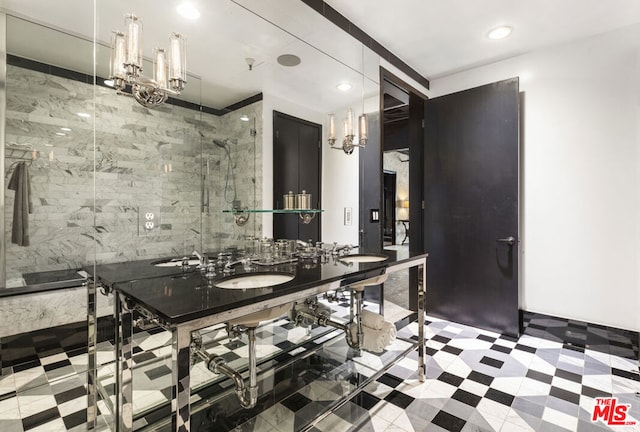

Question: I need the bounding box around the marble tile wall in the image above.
[5,66,95,286]
[203,104,263,251]
[4,64,262,285]
[0,287,113,338]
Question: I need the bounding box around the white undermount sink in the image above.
[214,273,295,289]
[339,254,388,263]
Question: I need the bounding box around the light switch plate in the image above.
[370,209,380,223]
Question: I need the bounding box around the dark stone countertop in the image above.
[0,269,88,298]
[96,250,427,326]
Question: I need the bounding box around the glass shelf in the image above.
[223,209,324,225]
[222,209,324,214]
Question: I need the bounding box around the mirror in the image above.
[1,0,381,288]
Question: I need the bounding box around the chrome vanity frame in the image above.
[107,255,427,432]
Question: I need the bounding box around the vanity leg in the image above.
[417,263,426,382]
[349,291,354,323]
[86,278,97,429]
[172,327,192,432]
[115,293,134,432]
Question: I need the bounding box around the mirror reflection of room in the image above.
[380,78,411,311]
[381,78,410,253]
[2,2,639,432]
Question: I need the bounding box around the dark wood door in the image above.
[424,78,520,336]
[273,111,321,242]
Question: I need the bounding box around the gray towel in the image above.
[7,161,32,246]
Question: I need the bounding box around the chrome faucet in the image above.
[296,239,311,248]
[181,256,191,271]
[192,250,212,274]
[331,243,355,256]
[192,249,205,265]
[223,259,244,274]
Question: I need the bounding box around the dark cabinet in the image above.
[273,111,322,242]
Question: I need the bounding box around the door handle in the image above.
[496,236,516,246]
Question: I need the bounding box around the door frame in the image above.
[379,68,522,333]
[379,67,428,311]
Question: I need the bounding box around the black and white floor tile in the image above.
[0,300,638,431]
[353,317,639,432]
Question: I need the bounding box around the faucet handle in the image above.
[197,254,209,271]
[204,263,216,279]
[331,242,339,255]
[181,256,190,271]
[223,264,235,274]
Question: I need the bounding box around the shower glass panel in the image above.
[3,16,96,290]
[203,109,262,253]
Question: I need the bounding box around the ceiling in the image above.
[4,1,640,112]
[1,0,378,112]
[324,0,640,79]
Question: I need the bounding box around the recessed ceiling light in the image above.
[240,115,250,122]
[177,2,201,20]
[277,54,301,67]
[77,112,91,118]
[488,26,512,40]
[336,82,352,92]
[104,79,115,87]
[61,127,72,132]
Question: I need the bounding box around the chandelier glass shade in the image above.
[109,14,186,108]
[328,108,368,155]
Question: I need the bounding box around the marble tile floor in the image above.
[0,305,638,431]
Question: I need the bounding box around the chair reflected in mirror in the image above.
[396,200,409,245]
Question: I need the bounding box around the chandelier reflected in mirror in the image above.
[328,109,367,155]
[328,45,368,155]
[109,14,187,108]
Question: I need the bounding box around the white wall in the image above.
[322,95,380,245]
[322,106,361,245]
[430,25,640,331]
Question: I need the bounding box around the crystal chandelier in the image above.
[109,14,187,108]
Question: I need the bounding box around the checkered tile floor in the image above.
[353,317,639,432]
[0,303,638,431]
